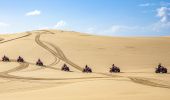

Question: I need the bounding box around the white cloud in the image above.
[86,26,98,33]
[34,20,68,31]
[26,10,41,16]
[54,20,66,28]
[157,7,170,23]
[109,25,140,33]
[151,22,170,32]
[110,25,122,32]
[107,23,169,35]
[82,6,170,36]
[139,3,150,7]
[0,22,9,27]
[139,3,154,7]
[38,27,49,30]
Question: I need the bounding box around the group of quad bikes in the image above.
[61,64,92,73]
[2,55,44,66]
[61,64,119,73]
[1,55,168,74]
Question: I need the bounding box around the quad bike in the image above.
[61,64,70,72]
[17,56,24,62]
[83,65,92,73]
[2,55,10,62]
[36,59,44,66]
[110,66,120,73]
[155,66,167,73]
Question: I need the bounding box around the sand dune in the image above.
[0,30,170,100]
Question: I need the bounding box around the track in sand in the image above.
[0,33,31,44]
[0,30,169,91]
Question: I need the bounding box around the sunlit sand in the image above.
[0,30,169,100]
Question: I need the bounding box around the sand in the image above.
[0,29,169,100]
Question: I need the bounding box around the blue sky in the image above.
[0,0,170,36]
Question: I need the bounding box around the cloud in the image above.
[80,6,170,35]
[0,22,9,27]
[109,25,141,33]
[160,2,170,6]
[84,5,170,36]
[139,3,150,7]
[157,7,170,23]
[151,21,170,32]
[85,26,98,33]
[107,23,169,35]
[92,25,147,36]
[34,20,68,31]
[110,25,122,32]
[139,3,154,7]
[25,10,41,16]
[38,27,49,30]
[54,20,66,28]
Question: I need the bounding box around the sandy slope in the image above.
[0,30,170,100]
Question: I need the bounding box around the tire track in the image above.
[0,32,31,76]
[0,32,110,81]
[42,39,121,77]
[34,32,83,71]
[2,61,29,74]
[0,38,4,41]
[0,33,31,44]
[37,30,83,71]
[38,30,170,89]
[94,72,122,78]
[0,60,110,81]
[34,33,60,67]
[0,73,109,81]
[44,42,83,71]
[0,31,114,91]
[0,30,169,90]
[0,59,29,74]
[129,77,170,89]
[44,42,67,60]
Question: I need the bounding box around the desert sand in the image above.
[0,30,169,100]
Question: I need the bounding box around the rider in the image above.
[111,64,116,69]
[63,64,67,68]
[84,65,89,72]
[158,63,162,69]
[18,56,22,59]
[112,64,115,67]
[38,59,41,62]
